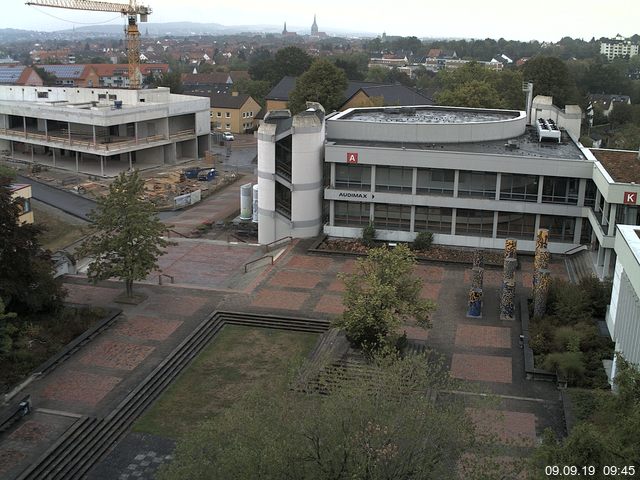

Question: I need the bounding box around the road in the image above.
[17,175,177,221]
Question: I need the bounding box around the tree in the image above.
[232,78,271,107]
[32,66,58,87]
[0,178,65,314]
[436,80,504,109]
[273,46,312,79]
[522,56,578,107]
[288,59,348,114]
[79,171,171,298]
[335,244,435,351]
[150,70,183,94]
[608,102,634,127]
[159,354,511,480]
[0,297,17,356]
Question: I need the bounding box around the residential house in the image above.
[589,94,632,117]
[209,92,260,133]
[600,35,639,60]
[0,66,43,86]
[10,184,33,224]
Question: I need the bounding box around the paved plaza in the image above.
[0,236,570,479]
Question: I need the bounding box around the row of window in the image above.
[333,201,576,242]
[214,111,255,118]
[334,165,585,205]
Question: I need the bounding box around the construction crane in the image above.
[25,0,151,89]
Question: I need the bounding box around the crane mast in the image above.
[25,0,151,89]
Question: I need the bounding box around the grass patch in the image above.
[32,204,87,251]
[133,325,318,440]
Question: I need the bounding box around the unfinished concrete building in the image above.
[0,86,211,177]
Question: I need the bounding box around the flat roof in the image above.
[329,126,586,161]
[336,106,521,124]
[590,149,640,183]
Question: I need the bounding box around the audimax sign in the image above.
[338,191,369,199]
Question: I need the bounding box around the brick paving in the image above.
[450,353,513,384]
[467,408,537,446]
[420,282,442,300]
[250,289,310,311]
[42,370,122,406]
[401,325,429,341]
[80,340,156,371]
[113,316,182,342]
[327,277,346,292]
[285,255,334,271]
[414,265,445,283]
[455,324,512,349]
[270,270,323,289]
[313,294,345,315]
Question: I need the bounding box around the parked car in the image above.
[222,131,234,141]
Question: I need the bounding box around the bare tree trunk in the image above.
[125,278,134,298]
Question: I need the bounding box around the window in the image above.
[542,176,579,205]
[108,94,117,100]
[414,206,452,233]
[375,166,413,193]
[335,201,370,227]
[539,215,575,243]
[457,171,497,198]
[98,93,107,100]
[416,168,454,196]
[335,164,371,190]
[216,112,221,117]
[584,179,597,207]
[500,174,539,202]
[373,203,411,231]
[225,112,231,118]
[37,91,48,99]
[496,212,535,240]
[226,123,230,129]
[275,182,291,219]
[455,209,494,237]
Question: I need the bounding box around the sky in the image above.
[6,0,640,42]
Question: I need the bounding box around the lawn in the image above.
[133,325,318,439]
[32,203,87,251]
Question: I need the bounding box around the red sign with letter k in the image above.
[624,191,637,205]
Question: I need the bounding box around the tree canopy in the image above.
[522,56,579,107]
[248,46,312,86]
[79,171,171,297]
[335,244,435,352]
[158,354,510,480]
[288,59,348,114]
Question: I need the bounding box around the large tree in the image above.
[79,171,170,297]
[522,56,578,107]
[0,176,65,314]
[335,244,435,352]
[158,354,512,480]
[288,59,348,114]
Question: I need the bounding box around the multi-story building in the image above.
[0,86,211,177]
[0,66,43,87]
[600,35,639,60]
[607,224,640,382]
[9,183,33,224]
[209,92,260,134]
[258,101,640,279]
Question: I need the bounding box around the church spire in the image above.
[311,14,318,35]
[282,21,287,35]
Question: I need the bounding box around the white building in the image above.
[600,35,639,60]
[607,224,640,380]
[257,101,640,279]
[0,86,211,177]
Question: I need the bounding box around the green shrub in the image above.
[543,351,585,385]
[412,231,433,251]
[578,276,612,319]
[553,326,582,353]
[548,279,592,323]
[361,222,376,247]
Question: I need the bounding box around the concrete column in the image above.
[410,205,416,233]
[595,189,602,212]
[574,217,583,244]
[534,214,541,233]
[100,156,104,177]
[492,211,498,238]
[128,151,133,170]
[577,178,587,207]
[330,162,335,188]
[370,165,376,193]
[30,145,34,162]
[603,249,612,278]
[92,125,96,146]
[68,122,72,145]
[602,200,610,227]
[23,116,26,137]
[370,202,375,222]
[495,173,501,200]
[453,170,460,197]
[10,141,14,157]
[52,148,56,167]
[411,167,417,195]
[608,204,618,236]
[537,175,544,203]
[75,151,79,172]
[329,200,335,226]
[134,123,139,144]
[450,209,457,235]
[44,119,48,141]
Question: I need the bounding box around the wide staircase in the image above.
[564,247,596,284]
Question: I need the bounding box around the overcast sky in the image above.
[8,0,640,42]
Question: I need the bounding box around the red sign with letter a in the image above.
[346,152,358,164]
[623,191,637,205]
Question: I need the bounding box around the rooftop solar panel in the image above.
[0,66,25,84]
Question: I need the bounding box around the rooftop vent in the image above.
[536,117,561,143]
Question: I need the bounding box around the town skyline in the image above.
[5,0,639,42]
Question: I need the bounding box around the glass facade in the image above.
[584,179,597,208]
[414,206,452,234]
[542,176,579,205]
[457,171,497,199]
[375,166,413,193]
[500,174,539,202]
[275,182,291,219]
[539,215,575,242]
[455,209,494,237]
[496,212,536,239]
[416,168,454,196]
[335,164,371,190]
[373,203,411,231]
[334,201,370,227]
